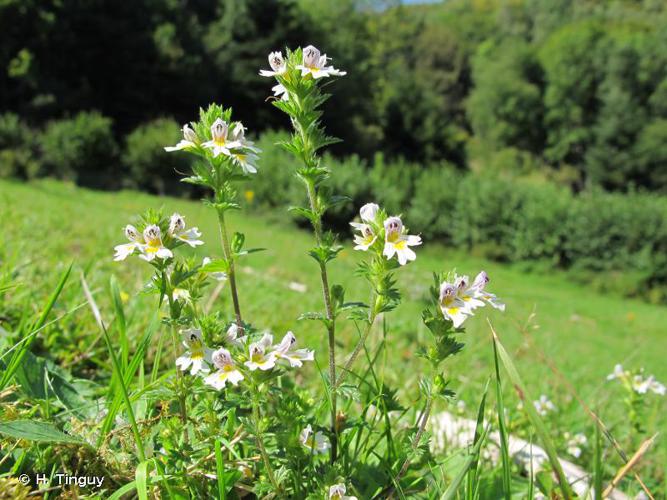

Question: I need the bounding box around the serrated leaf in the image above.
[0,420,85,445]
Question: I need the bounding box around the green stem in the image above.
[216,208,244,333]
[304,177,338,463]
[251,396,280,492]
[335,305,378,389]
[392,396,433,491]
[170,324,189,444]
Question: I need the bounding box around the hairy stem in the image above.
[216,208,244,333]
[335,304,378,389]
[169,322,189,444]
[391,396,433,494]
[252,397,280,492]
[304,177,338,463]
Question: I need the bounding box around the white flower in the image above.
[231,152,259,174]
[350,222,376,251]
[471,271,505,311]
[533,395,556,416]
[204,348,244,390]
[382,216,421,265]
[229,122,260,153]
[439,282,472,328]
[272,83,289,101]
[359,203,379,222]
[224,323,245,348]
[202,257,227,281]
[164,124,198,152]
[259,51,287,77]
[114,224,145,261]
[633,374,666,395]
[168,213,203,247]
[606,363,628,381]
[296,45,346,79]
[329,483,357,500]
[299,424,330,454]
[138,225,173,261]
[244,333,277,371]
[176,328,213,375]
[438,272,504,327]
[273,331,314,367]
[565,432,587,458]
[202,118,242,158]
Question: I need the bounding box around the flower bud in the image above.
[182,124,197,143]
[359,203,379,222]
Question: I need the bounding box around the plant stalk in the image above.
[216,208,244,333]
[252,397,280,492]
[304,177,338,463]
[392,396,433,492]
[335,303,378,389]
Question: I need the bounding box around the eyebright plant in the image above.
[108,44,505,497]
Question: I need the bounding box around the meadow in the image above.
[1,178,665,497]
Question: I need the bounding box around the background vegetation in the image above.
[2,0,667,303]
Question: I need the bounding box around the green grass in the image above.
[1,178,666,494]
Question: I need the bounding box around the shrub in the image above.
[123,118,190,195]
[249,130,302,209]
[407,164,461,242]
[510,181,570,263]
[451,175,522,260]
[369,153,421,215]
[324,153,372,230]
[40,111,118,188]
[0,113,40,179]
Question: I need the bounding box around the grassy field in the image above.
[2,179,666,494]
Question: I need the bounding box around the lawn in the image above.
[1,179,666,494]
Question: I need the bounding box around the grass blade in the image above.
[215,439,227,500]
[489,321,573,499]
[491,332,511,500]
[442,426,489,500]
[81,273,146,462]
[0,263,72,390]
[603,434,658,498]
[593,419,602,499]
[110,275,129,369]
[466,378,490,500]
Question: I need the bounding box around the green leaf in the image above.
[0,420,84,445]
[200,259,230,274]
[491,325,574,499]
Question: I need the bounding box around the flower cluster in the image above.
[533,394,556,417]
[350,202,422,266]
[175,326,315,391]
[113,213,203,262]
[438,271,505,327]
[164,110,260,176]
[259,45,346,103]
[607,364,666,395]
